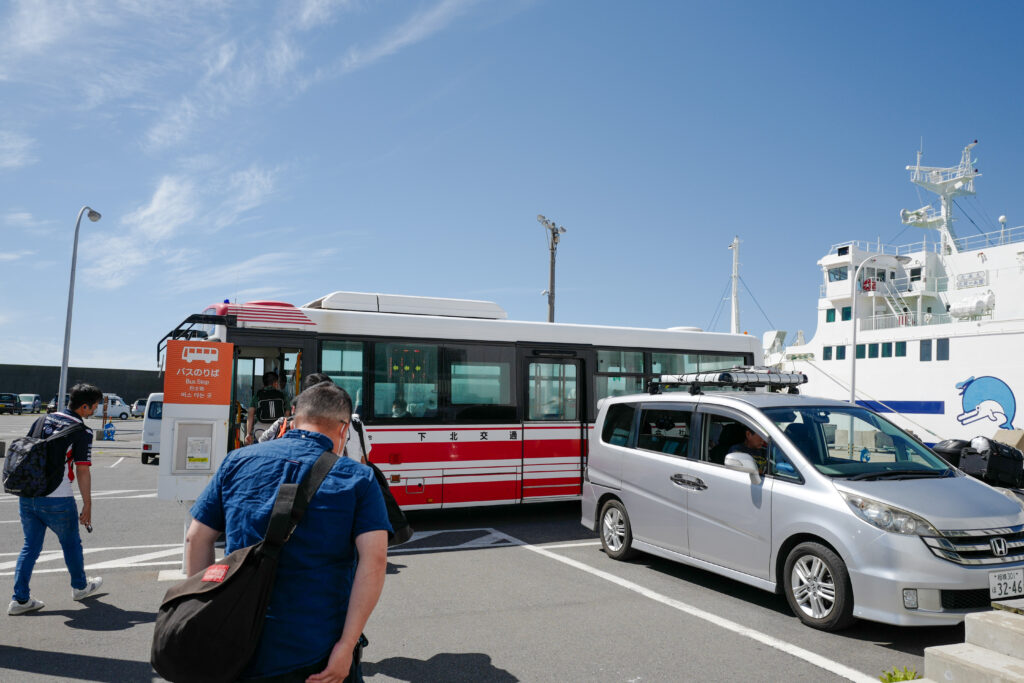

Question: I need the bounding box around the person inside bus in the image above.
[260,373,369,463]
[245,371,290,445]
[391,398,409,418]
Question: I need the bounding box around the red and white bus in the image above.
[158,291,761,510]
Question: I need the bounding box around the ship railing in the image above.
[821,275,949,298]
[826,239,942,257]
[888,275,949,294]
[859,311,954,332]
[908,165,973,185]
[951,225,1024,252]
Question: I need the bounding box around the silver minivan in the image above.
[582,384,1024,630]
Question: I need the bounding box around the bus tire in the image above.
[599,499,637,561]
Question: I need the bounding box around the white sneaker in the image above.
[72,577,103,601]
[8,598,44,615]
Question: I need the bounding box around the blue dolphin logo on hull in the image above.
[956,376,1016,429]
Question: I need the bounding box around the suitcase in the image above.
[932,439,970,467]
[960,439,1024,488]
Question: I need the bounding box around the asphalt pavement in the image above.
[0,413,966,682]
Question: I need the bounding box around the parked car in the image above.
[131,398,148,418]
[141,392,163,464]
[47,394,69,413]
[93,397,130,420]
[19,394,42,413]
[0,393,22,414]
[582,368,1024,631]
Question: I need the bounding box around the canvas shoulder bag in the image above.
[150,450,338,683]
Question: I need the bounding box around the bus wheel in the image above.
[599,500,636,561]
[783,542,855,631]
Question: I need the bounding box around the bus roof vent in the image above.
[307,291,508,319]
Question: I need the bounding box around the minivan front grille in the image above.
[922,525,1024,566]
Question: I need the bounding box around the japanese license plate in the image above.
[989,568,1024,599]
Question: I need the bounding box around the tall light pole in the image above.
[58,206,102,411]
[537,214,566,323]
[849,254,910,405]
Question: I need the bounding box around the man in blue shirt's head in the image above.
[186,382,391,682]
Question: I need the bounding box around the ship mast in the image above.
[900,140,980,254]
[729,236,740,334]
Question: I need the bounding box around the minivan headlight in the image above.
[840,492,939,536]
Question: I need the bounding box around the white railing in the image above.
[859,312,954,332]
[952,225,1024,252]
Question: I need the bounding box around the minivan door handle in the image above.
[670,473,707,490]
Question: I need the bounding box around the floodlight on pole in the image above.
[57,206,102,411]
[537,214,566,322]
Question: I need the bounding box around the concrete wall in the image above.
[0,364,163,404]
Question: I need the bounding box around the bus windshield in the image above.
[763,406,953,479]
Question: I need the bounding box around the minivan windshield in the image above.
[763,406,953,479]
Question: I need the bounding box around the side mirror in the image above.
[724,451,762,484]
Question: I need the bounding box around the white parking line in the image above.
[539,540,601,549]
[512,536,876,683]
[110,457,125,468]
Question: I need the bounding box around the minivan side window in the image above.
[702,413,767,474]
[636,407,693,458]
[601,403,636,446]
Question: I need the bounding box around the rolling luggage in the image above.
[959,437,1024,488]
[931,439,971,468]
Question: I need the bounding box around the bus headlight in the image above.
[840,492,939,536]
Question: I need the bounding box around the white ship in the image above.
[766,141,1024,443]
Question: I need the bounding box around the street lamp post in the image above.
[536,214,566,323]
[57,206,102,411]
[849,254,910,405]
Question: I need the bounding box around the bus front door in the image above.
[521,357,585,500]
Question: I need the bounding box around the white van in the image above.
[93,396,130,420]
[141,392,163,465]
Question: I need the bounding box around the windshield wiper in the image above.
[844,469,951,481]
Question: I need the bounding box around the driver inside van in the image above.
[728,428,769,474]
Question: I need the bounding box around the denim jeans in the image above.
[13,496,87,602]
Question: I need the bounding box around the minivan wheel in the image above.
[599,500,637,561]
[141,453,149,465]
[783,542,854,631]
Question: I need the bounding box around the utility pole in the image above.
[537,215,566,322]
[728,236,740,334]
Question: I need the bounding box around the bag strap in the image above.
[352,419,368,458]
[46,421,86,442]
[262,450,338,554]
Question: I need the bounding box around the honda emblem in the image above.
[991,537,1009,557]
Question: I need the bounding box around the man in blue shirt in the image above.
[186,382,391,682]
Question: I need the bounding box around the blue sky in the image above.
[3,1,1024,370]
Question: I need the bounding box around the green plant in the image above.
[879,666,921,682]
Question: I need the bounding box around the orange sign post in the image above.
[164,340,234,405]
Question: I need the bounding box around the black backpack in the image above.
[254,389,286,423]
[3,418,85,497]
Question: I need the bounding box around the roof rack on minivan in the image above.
[647,366,808,395]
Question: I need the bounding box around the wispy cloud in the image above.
[0,131,35,168]
[0,250,34,262]
[83,164,278,289]
[122,175,199,241]
[167,252,305,295]
[213,165,279,230]
[337,0,476,75]
[3,211,52,230]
